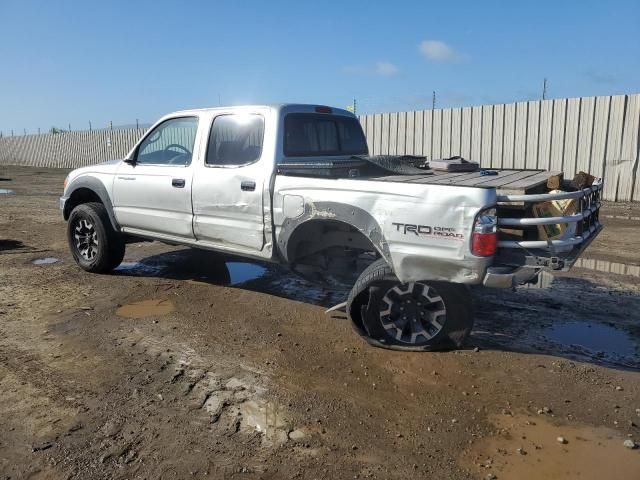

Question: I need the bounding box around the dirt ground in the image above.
[1,166,639,480]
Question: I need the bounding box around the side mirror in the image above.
[123,155,136,166]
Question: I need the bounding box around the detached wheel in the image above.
[67,202,125,273]
[347,259,473,350]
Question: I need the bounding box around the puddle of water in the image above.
[234,399,289,446]
[464,414,640,480]
[32,257,61,265]
[116,299,175,319]
[114,261,163,276]
[0,189,14,194]
[226,262,267,285]
[542,321,636,357]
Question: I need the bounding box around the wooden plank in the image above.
[620,94,640,201]
[398,111,407,155]
[373,113,383,155]
[491,104,504,169]
[590,96,611,180]
[563,97,580,178]
[576,97,595,174]
[514,101,528,169]
[481,105,493,167]
[427,170,491,185]
[422,110,433,159]
[502,103,516,169]
[500,170,561,189]
[550,98,567,172]
[454,169,532,186]
[432,109,442,159]
[405,111,415,155]
[526,101,540,170]
[471,105,483,162]
[425,170,478,181]
[380,113,390,155]
[538,99,554,171]
[603,95,627,201]
[461,107,472,159]
[389,112,398,155]
[451,108,462,156]
[441,108,452,158]
[414,109,424,156]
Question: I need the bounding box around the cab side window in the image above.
[206,114,264,166]
[136,117,199,166]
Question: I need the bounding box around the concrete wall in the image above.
[1,93,639,201]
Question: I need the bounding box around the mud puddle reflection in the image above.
[0,188,15,194]
[114,249,346,308]
[473,272,640,369]
[464,414,640,479]
[32,257,61,265]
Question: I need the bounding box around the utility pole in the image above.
[136,118,139,130]
[38,128,40,135]
[542,78,548,100]
[432,91,436,109]
[89,121,92,131]
[23,128,26,135]
[353,98,357,116]
[68,123,72,132]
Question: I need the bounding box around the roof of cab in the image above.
[169,103,355,117]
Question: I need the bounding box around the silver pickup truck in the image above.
[60,104,603,350]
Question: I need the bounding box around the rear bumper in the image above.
[483,180,604,288]
[483,266,540,288]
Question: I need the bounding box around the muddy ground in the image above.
[1,166,639,480]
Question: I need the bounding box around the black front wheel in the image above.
[347,259,473,350]
[67,202,125,273]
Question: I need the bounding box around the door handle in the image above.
[172,178,186,188]
[241,180,256,191]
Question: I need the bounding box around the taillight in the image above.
[471,208,498,256]
[314,106,333,114]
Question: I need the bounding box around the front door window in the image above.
[136,117,199,166]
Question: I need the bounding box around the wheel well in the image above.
[286,219,378,263]
[63,188,103,220]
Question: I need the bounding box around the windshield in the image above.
[284,113,368,157]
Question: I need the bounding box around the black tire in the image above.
[346,258,473,351]
[67,202,125,273]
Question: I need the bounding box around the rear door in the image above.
[112,116,200,239]
[191,110,271,254]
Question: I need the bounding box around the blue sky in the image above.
[1,0,638,133]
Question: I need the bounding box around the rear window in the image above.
[284,113,368,157]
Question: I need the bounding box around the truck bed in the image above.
[370,169,562,196]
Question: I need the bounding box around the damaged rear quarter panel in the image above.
[273,175,496,284]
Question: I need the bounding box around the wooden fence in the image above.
[1,93,639,201]
[359,94,640,202]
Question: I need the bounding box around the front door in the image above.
[192,112,267,254]
[112,116,200,239]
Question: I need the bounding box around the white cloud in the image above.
[343,61,399,77]
[374,61,399,77]
[418,40,463,62]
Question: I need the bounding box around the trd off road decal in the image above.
[392,222,464,241]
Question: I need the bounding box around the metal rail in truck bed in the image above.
[496,180,603,251]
